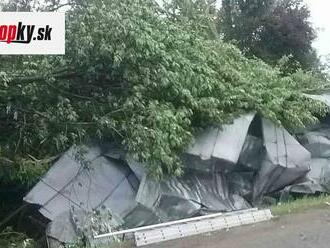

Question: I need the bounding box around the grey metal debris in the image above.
[298,129,330,158]
[183,113,255,172]
[253,118,311,201]
[237,135,263,171]
[24,145,140,245]
[24,107,330,247]
[136,172,251,222]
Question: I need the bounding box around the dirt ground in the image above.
[143,207,330,248]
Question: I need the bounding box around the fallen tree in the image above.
[0,0,328,183]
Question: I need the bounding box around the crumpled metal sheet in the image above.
[25,113,330,247]
[305,158,330,191]
[237,135,263,171]
[24,145,140,243]
[283,158,330,195]
[125,158,146,182]
[136,171,251,222]
[228,172,254,199]
[283,181,325,195]
[24,146,102,220]
[284,119,330,195]
[253,119,311,201]
[184,113,255,172]
[25,145,251,245]
[46,211,78,244]
[121,202,161,228]
[297,130,330,158]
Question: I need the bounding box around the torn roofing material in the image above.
[24,145,140,243]
[237,135,263,171]
[136,172,251,222]
[23,144,253,245]
[186,113,255,162]
[253,118,311,201]
[282,112,330,196]
[183,113,255,172]
[24,146,103,220]
[23,112,330,247]
[281,159,330,196]
[297,129,330,158]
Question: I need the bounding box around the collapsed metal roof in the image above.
[24,110,330,247]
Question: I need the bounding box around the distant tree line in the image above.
[218,0,319,72]
[2,0,320,72]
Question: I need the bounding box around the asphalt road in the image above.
[144,207,330,248]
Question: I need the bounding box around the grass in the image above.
[271,194,330,216]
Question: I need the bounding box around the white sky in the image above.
[305,0,330,59]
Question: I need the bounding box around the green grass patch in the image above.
[271,195,330,216]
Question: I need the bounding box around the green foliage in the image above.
[164,0,218,39]
[0,0,328,181]
[0,227,37,248]
[0,156,52,187]
[218,0,319,71]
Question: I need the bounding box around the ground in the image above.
[142,206,330,248]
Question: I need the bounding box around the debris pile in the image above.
[24,96,330,247]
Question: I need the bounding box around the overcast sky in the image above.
[305,0,330,59]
